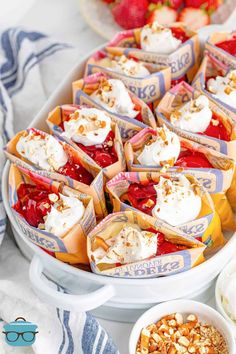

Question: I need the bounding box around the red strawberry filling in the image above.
[59,120,118,169]
[170,27,189,43]
[216,36,236,57]
[145,227,187,256]
[13,183,57,228]
[199,113,230,141]
[175,150,213,168]
[76,130,118,168]
[58,158,94,185]
[126,149,212,214]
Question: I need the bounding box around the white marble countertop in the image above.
[7,0,132,352]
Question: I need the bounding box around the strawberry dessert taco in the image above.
[87,210,206,278]
[192,54,236,122]
[156,82,236,160]
[124,125,236,231]
[106,171,224,249]
[5,128,107,219]
[46,104,126,180]
[205,31,236,70]
[9,164,96,264]
[85,51,171,103]
[105,21,200,82]
[72,72,156,141]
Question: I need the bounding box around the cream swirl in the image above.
[44,193,85,237]
[170,95,212,133]
[207,70,236,109]
[111,55,150,78]
[62,107,111,146]
[140,21,182,54]
[91,79,138,118]
[16,131,68,171]
[152,175,202,226]
[93,225,157,265]
[137,126,181,166]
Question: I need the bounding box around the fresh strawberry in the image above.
[146,5,177,25]
[178,7,210,31]
[112,0,149,30]
[102,0,115,3]
[185,0,222,11]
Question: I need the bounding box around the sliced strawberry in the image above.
[146,5,177,25]
[178,8,210,31]
[112,0,148,30]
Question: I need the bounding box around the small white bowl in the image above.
[129,299,235,354]
[215,259,236,337]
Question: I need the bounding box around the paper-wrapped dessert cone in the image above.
[85,50,171,103]
[72,72,156,141]
[124,127,236,231]
[106,22,200,82]
[9,164,96,264]
[106,172,224,249]
[5,128,107,219]
[192,54,236,122]
[87,210,206,278]
[205,31,236,69]
[46,104,126,180]
[156,82,236,160]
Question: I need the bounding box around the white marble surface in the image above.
[5,0,132,353]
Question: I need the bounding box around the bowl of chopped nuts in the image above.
[129,299,235,354]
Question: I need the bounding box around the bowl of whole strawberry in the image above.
[79,0,236,39]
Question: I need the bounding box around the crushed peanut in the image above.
[136,312,228,354]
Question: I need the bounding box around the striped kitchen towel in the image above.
[0,28,118,354]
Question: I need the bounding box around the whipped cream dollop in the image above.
[93,225,157,265]
[91,79,138,118]
[62,107,111,146]
[152,175,202,226]
[170,95,212,133]
[140,21,182,54]
[111,55,150,78]
[207,70,236,109]
[137,126,181,167]
[44,193,85,237]
[16,131,68,171]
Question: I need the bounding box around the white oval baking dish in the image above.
[2,24,236,322]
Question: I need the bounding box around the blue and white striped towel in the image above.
[0,28,118,354]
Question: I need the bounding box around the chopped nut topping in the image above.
[224,86,233,95]
[136,312,228,354]
[48,193,59,203]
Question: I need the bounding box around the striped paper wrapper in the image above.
[192,54,236,122]
[5,128,107,219]
[85,50,171,103]
[9,164,96,263]
[72,72,156,141]
[106,171,224,249]
[156,81,236,161]
[87,210,206,278]
[205,31,236,69]
[106,22,200,82]
[46,104,126,180]
[124,127,236,231]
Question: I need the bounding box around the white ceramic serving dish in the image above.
[215,259,236,337]
[129,300,236,354]
[2,24,236,323]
